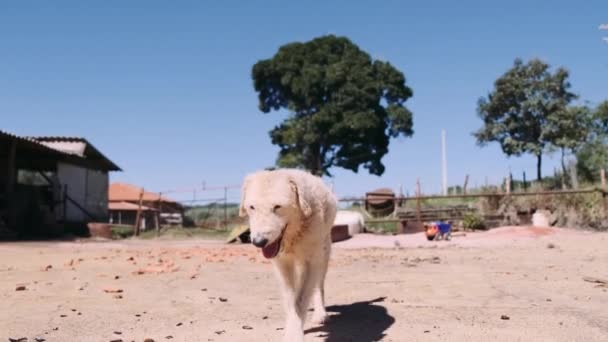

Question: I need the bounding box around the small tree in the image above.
[544,105,593,187]
[474,58,576,181]
[252,35,414,176]
[576,101,608,183]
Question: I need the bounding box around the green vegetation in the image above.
[139,227,229,240]
[365,221,399,234]
[184,203,241,228]
[462,213,486,230]
[474,58,578,181]
[110,225,134,239]
[576,101,608,183]
[252,35,414,176]
[110,224,229,240]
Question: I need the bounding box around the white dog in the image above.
[239,169,337,342]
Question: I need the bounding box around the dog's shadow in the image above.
[305,297,395,342]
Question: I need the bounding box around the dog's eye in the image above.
[273,205,281,211]
[249,205,255,210]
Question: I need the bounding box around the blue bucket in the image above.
[435,222,451,234]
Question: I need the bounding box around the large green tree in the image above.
[252,35,413,176]
[474,58,577,181]
[576,100,608,183]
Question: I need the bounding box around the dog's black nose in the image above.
[252,236,268,248]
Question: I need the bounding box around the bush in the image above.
[462,213,486,230]
[111,225,134,239]
[495,191,607,231]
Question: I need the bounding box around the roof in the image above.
[109,201,158,211]
[0,130,121,172]
[109,183,178,204]
[1,130,69,156]
[33,136,121,171]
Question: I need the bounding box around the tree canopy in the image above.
[544,105,592,185]
[252,35,413,176]
[473,58,577,181]
[576,100,608,183]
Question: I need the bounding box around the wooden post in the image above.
[602,189,608,217]
[134,189,144,236]
[506,176,511,194]
[601,169,606,189]
[156,193,162,237]
[463,174,469,195]
[415,178,422,223]
[6,139,17,227]
[223,186,228,230]
[154,212,160,233]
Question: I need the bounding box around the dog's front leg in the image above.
[275,260,305,342]
[311,236,331,324]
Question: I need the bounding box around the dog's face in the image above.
[239,172,311,258]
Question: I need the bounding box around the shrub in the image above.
[462,213,486,230]
[111,225,134,239]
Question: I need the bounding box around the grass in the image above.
[185,203,239,221]
[110,225,135,239]
[365,221,400,234]
[109,224,230,240]
[139,227,229,240]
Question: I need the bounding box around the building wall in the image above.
[85,168,109,220]
[57,162,108,222]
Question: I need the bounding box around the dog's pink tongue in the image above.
[262,239,280,259]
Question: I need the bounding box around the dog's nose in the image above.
[251,236,268,248]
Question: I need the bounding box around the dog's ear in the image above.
[239,176,251,217]
[289,178,312,218]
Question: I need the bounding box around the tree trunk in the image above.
[307,144,324,176]
[560,148,567,189]
[536,153,542,182]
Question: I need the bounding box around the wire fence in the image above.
[150,171,608,232]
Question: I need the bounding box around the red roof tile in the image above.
[109,183,177,203]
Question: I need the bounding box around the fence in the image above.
[339,187,608,232]
[147,172,608,233]
[164,184,242,230]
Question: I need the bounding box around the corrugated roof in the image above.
[109,201,158,211]
[1,130,121,171]
[109,183,178,204]
[33,136,121,171]
[0,130,67,155]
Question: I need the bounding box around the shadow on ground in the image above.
[305,297,395,342]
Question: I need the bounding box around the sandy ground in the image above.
[1,227,607,342]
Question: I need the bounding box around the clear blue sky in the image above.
[1,1,607,202]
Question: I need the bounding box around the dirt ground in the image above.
[1,226,607,342]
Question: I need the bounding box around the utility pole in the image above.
[223,186,228,229]
[441,129,448,196]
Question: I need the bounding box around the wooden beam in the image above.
[157,193,162,237]
[415,178,421,223]
[134,189,144,236]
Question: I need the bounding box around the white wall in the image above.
[57,162,108,222]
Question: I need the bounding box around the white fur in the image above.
[334,210,365,235]
[240,169,337,342]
